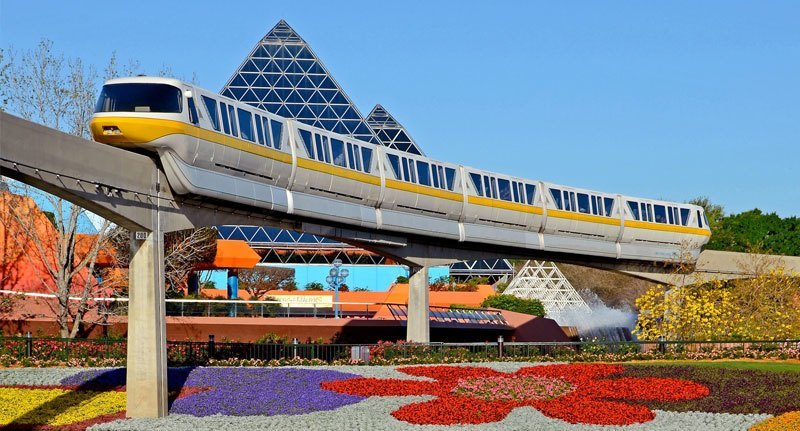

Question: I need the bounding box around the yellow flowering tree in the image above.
[634,281,740,341]
[729,268,800,339]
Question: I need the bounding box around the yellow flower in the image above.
[0,388,125,426]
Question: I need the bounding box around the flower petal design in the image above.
[320,377,437,396]
[588,377,710,401]
[391,395,516,425]
[532,395,655,425]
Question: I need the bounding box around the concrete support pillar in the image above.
[227,269,239,300]
[407,266,430,342]
[127,231,167,417]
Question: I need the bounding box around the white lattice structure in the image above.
[503,261,592,314]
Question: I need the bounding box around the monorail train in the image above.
[90,77,711,262]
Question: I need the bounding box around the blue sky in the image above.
[2,1,798,216]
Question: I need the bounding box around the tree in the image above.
[1,185,113,338]
[304,282,324,291]
[239,266,295,300]
[106,226,218,298]
[480,295,545,317]
[1,40,115,337]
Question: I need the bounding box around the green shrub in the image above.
[480,295,545,317]
[395,275,409,284]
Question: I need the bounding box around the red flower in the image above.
[321,364,709,425]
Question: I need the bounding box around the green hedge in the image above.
[480,295,545,317]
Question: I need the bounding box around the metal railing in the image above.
[2,336,798,366]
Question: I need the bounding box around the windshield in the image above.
[95,83,182,113]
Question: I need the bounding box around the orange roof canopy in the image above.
[211,240,260,269]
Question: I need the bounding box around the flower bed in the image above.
[0,363,796,430]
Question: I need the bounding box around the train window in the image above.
[360,147,370,172]
[470,173,483,196]
[498,179,512,201]
[408,159,417,183]
[703,212,709,228]
[227,105,238,137]
[237,109,254,142]
[577,193,590,214]
[646,204,653,222]
[187,97,199,125]
[269,120,282,149]
[431,164,440,188]
[550,188,563,210]
[313,134,324,162]
[590,196,599,215]
[331,138,346,167]
[346,143,356,169]
[512,181,520,202]
[219,103,231,134]
[254,115,265,145]
[416,161,431,186]
[298,129,313,157]
[322,136,331,163]
[672,207,679,225]
[387,154,401,179]
[401,158,410,181]
[95,83,181,113]
[604,197,614,217]
[445,167,455,191]
[563,191,575,211]
[668,206,675,224]
[680,208,690,226]
[201,96,220,131]
[525,184,535,205]
[628,201,640,220]
[482,176,491,198]
[697,210,703,228]
[654,205,667,224]
[490,177,498,199]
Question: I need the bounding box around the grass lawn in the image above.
[626,360,800,373]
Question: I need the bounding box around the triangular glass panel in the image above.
[295,46,313,59]
[286,60,304,74]
[286,104,303,116]
[252,58,269,71]
[297,105,315,119]
[228,87,246,99]
[239,226,259,241]
[274,230,295,243]
[320,119,337,130]
[332,121,348,134]
[264,90,282,103]
[307,91,325,104]
[274,75,292,88]
[252,75,270,88]
[329,92,348,104]
[241,60,259,73]
[263,60,281,73]
[276,105,293,117]
[229,74,248,87]
[215,225,237,239]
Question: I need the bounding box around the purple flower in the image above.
[170,368,364,416]
[62,367,365,416]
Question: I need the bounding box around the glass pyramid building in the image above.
[217,20,509,284]
[222,20,380,145]
[366,105,424,155]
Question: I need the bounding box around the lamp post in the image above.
[326,259,349,318]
